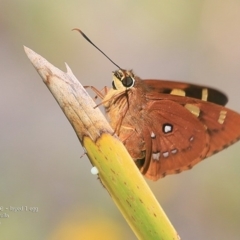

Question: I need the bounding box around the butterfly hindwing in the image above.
[138,100,210,180]
[192,100,240,157]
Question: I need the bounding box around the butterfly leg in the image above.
[84,86,109,100]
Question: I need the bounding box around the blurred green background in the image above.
[1,0,240,239]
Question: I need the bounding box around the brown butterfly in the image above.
[74,29,240,181]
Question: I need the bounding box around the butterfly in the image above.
[74,29,240,181]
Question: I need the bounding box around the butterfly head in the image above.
[112,69,135,90]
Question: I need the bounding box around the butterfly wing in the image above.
[143,79,228,106]
[138,100,210,180]
[191,100,240,157]
[102,73,240,180]
[141,91,240,180]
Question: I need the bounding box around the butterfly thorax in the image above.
[102,70,149,160]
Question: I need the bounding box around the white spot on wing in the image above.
[151,131,156,138]
[171,149,178,154]
[152,152,160,160]
[164,125,172,133]
[189,136,194,142]
[163,152,169,158]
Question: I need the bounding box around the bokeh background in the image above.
[1,1,240,239]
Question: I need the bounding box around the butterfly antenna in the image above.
[72,28,122,70]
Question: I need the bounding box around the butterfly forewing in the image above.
[144,79,228,106]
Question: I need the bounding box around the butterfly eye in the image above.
[112,70,135,89]
[122,76,135,88]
